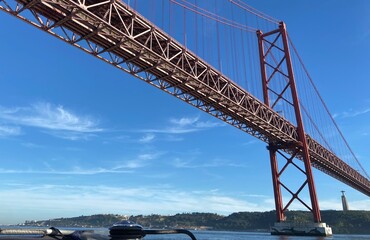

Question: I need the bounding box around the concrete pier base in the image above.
[271,222,332,236]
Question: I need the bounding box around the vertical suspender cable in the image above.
[170,0,173,37]
[215,0,222,72]
[201,7,205,60]
[230,3,235,81]
[289,36,369,179]
[162,0,165,30]
[241,26,248,90]
[184,5,186,47]
[195,0,198,55]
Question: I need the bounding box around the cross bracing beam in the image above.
[1,0,369,197]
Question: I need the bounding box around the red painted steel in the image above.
[257,29,285,222]
[257,23,321,222]
[268,146,285,221]
[280,22,321,222]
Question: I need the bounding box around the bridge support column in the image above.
[267,144,284,222]
[257,22,332,236]
[271,222,332,236]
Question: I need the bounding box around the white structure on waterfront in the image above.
[341,191,349,211]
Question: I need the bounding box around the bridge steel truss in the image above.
[257,23,321,222]
[1,0,369,213]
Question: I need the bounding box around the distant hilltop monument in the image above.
[341,191,349,211]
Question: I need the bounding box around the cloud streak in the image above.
[0,184,275,224]
[144,116,224,135]
[2,184,370,226]
[0,152,163,175]
[0,125,21,137]
[0,167,133,175]
[0,102,102,140]
[113,152,162,170]
[333,107,370,119]
[139,133,155,143]
[0,102,102,132]
[172,158,248,169]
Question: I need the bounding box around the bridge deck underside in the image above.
[2,0,369,196]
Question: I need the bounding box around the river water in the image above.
[1,227,369,240]
[144,230,370,240]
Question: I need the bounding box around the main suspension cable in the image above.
[229,0,280,25]
[169,0,257,32]
[288,35,370,179]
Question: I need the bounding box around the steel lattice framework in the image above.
[258,23,321,222]
[1,0,369,205]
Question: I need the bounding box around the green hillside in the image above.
[23,210,370,234]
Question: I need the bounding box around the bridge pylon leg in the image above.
[268,144,284,222]
[257,22,332,236]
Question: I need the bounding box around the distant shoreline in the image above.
[15,210,370,235]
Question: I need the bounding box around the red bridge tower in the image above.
[257,22,332,236]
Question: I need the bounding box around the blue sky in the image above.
[1,0,370,225]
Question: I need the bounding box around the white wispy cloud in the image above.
[172,158,193,168]
[21,142,44,149]
[0,167,133,175]
[0,152,163,175]
[242,140,258,146]
[333,107,370,119]
[0,102,102,132]
[0,125,21,137]
[137,153,160,161]
[170,116,199,127]
[115,152,163,169]
[0,184,275,224]
[163,135,184,142]
[139,133,155,143]
[0,102,102,140]
[144,116,224,134]
[172,157,248,169]
[113,158,149,170]
[46,131,98,141]
[242,194,271,198]
[2,183,369,225]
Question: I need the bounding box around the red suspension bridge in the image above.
[1,0,369,235]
